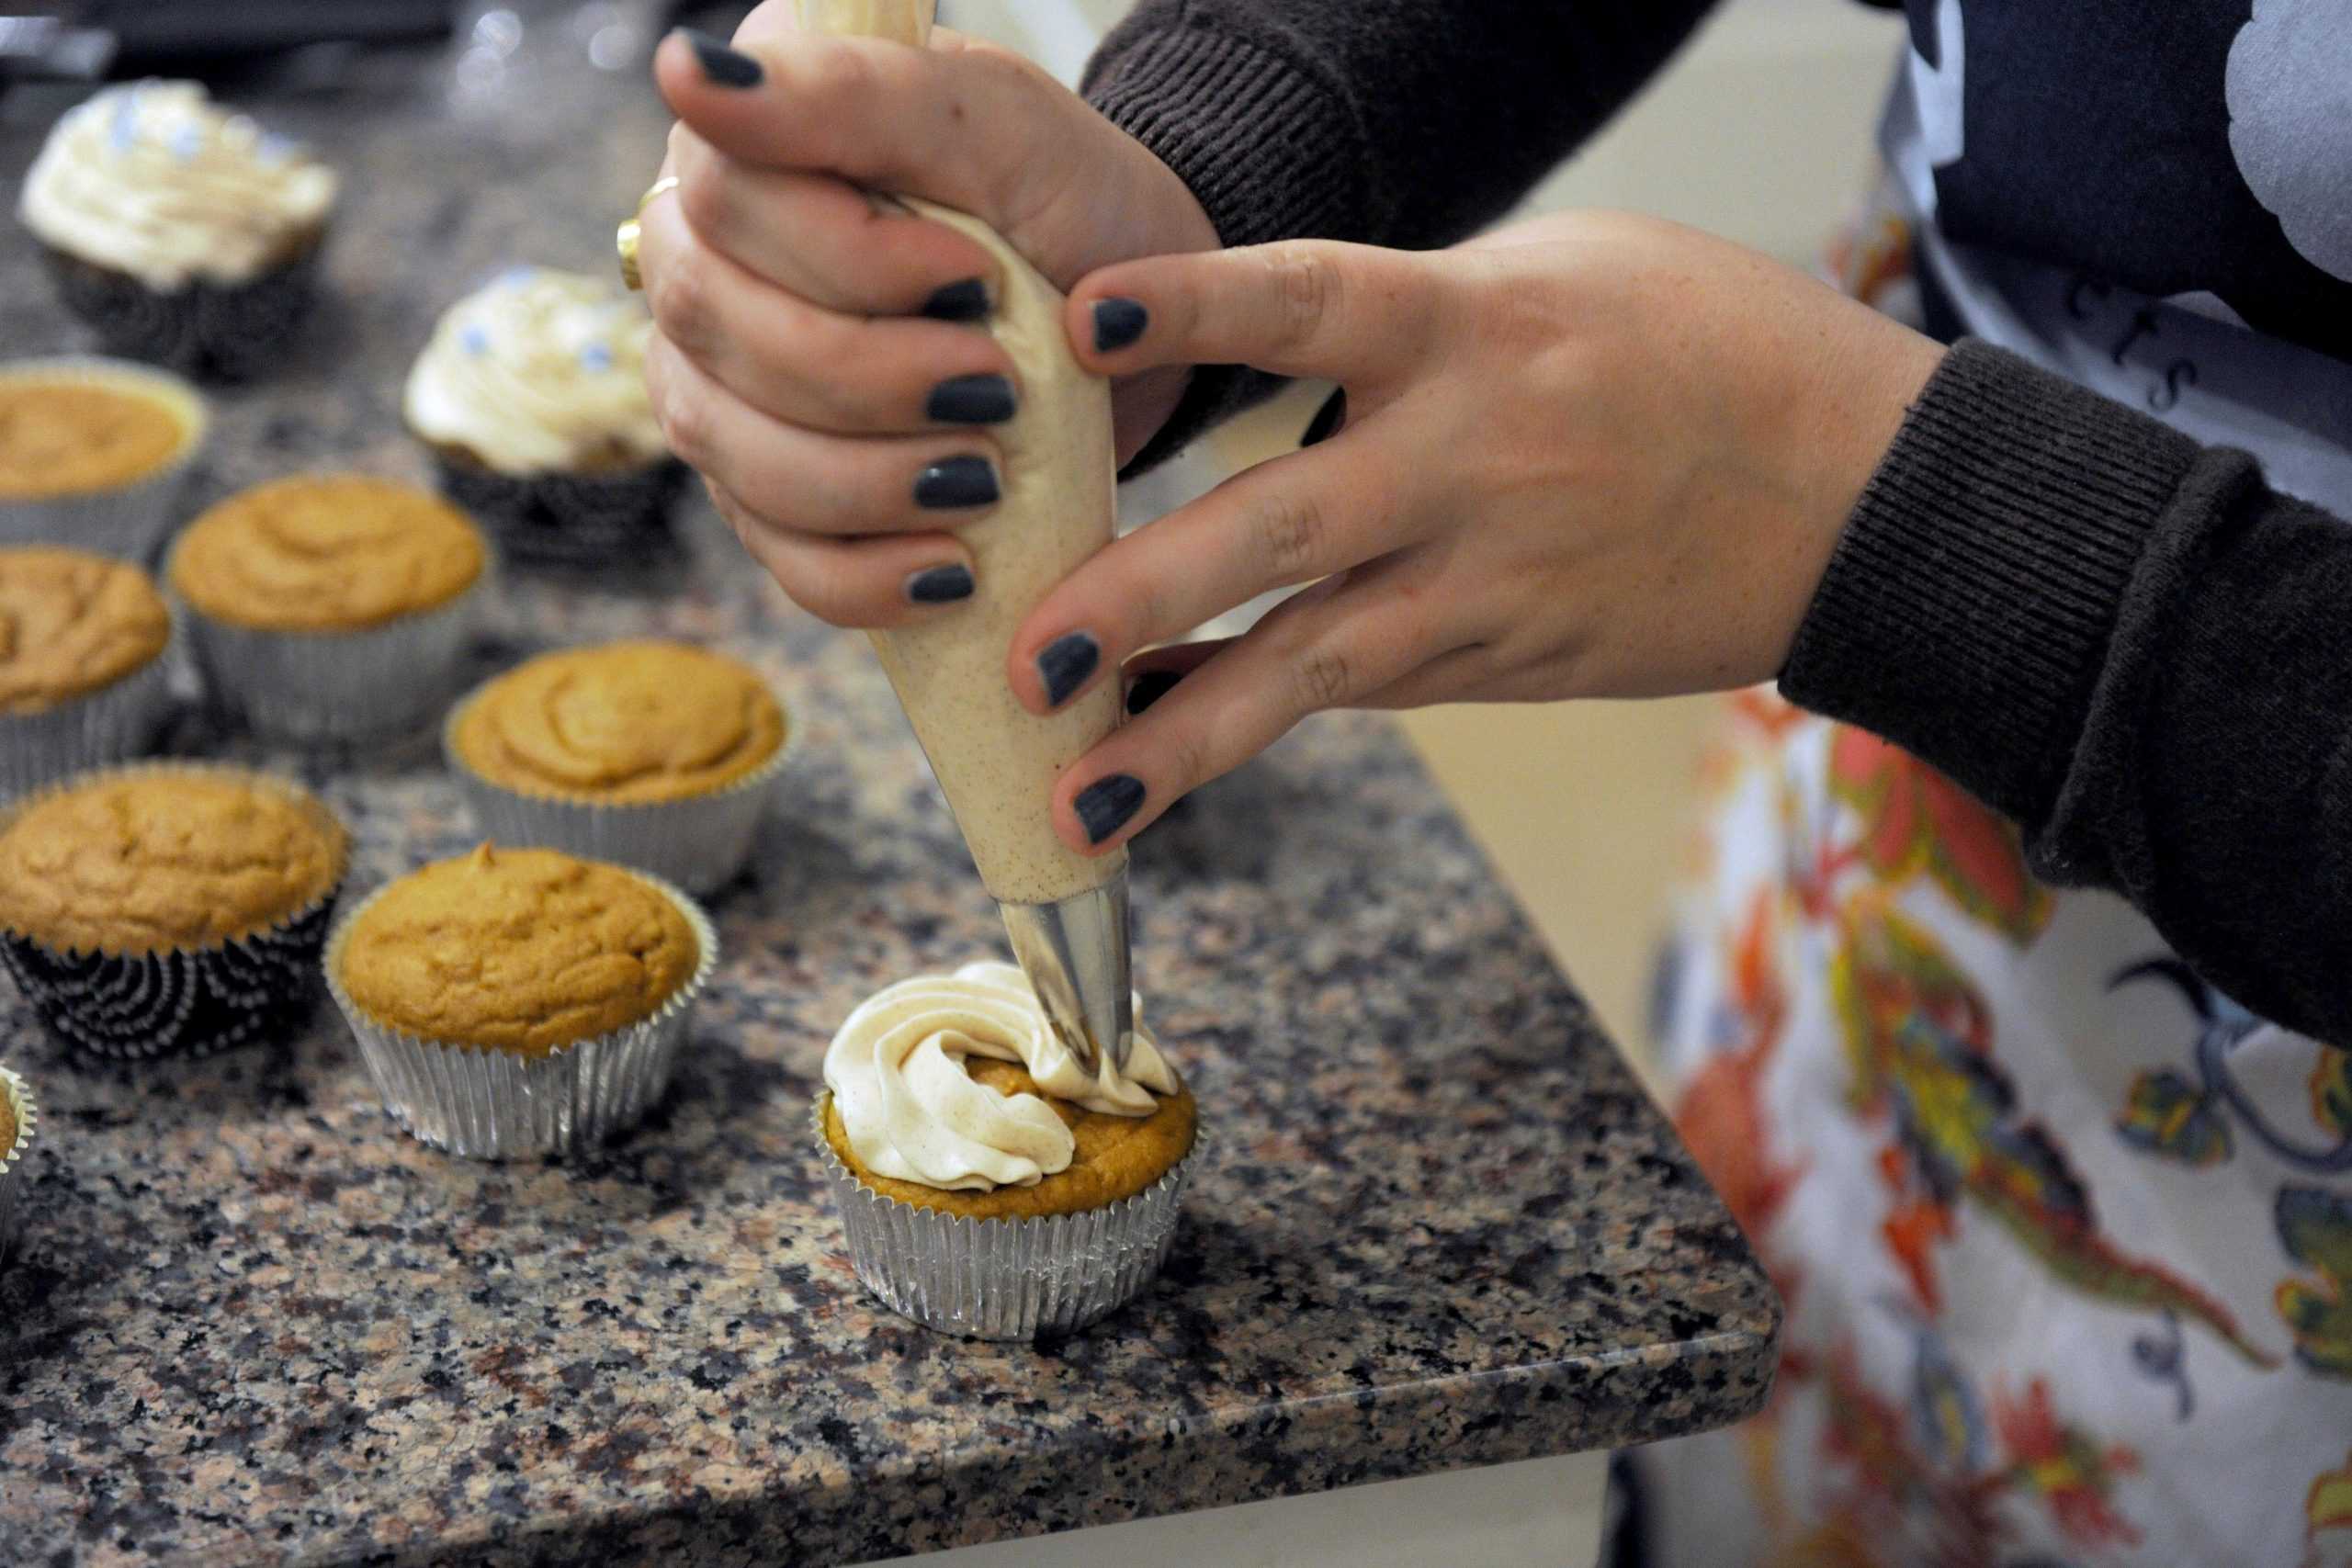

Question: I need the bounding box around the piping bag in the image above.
[798,1,1136,1082]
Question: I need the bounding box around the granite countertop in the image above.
[0,43,1779,1568]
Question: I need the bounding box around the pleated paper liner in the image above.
[0,356,208,560]
[812,1092,1199,1341]
[442,682,798,897]
[0,1065,37,1262]
[0,633,173,799]
[172,565,489,746]
[322,871,718,1160]
[430,451,686,571]
[0,762,348,1061]
[38,237,326,380]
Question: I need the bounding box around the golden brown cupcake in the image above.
[0,1063,36,1262]
[445,640,791,894]
[816,961,1199,1337]
[167,474,489,741]
[0,546,175,795]
[325,844,716,1158]
[0,763,348,1058]
[0,358,206,558]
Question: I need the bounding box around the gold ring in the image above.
[616,176,682,292]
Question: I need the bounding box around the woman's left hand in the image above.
[1017,210,1946,855]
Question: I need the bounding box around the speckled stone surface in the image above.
[0,47,1779,1568]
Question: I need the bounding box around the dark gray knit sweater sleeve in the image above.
[1082,0,1720,473]
[1782,341,2352,1043]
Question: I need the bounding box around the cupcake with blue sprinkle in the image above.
[403,265,682,569]
[17,81,337,378]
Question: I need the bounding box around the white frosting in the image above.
[17,81,336,290]
[822,961,1182,1192]
[402,265,668,475]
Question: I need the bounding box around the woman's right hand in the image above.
[634,8,1220,627]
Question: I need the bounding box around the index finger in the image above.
[1065,241,1445,387]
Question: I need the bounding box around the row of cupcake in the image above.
[0,761,713,1156]
[1,274,678,572]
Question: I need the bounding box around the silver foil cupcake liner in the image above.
[40,240,325,380]
[442,684,797,896]
[175,570,488,744]
[323,873,717,1160]
[0,763,347,1060]
[430,453,685,570]
[0,1066,37,1263]
[0,357,207,559]
[812,1092,1198,1340]
[0,641,173,799]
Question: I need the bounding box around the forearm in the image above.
[1782,341,2352,1041]
[1083,0,1720,468]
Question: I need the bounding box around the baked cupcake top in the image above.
[403,266,667,477]
[0,361,201,501]
[0,547,171,714]
[169,475,486,632]
[335,844,701,1057]
[452,640,786,805]
[821,961,1187,1211]
[16,81,336,290]
[0,767,347,957]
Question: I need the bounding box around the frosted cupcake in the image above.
[0,1064,36,1263]
[325,844,716,1159]
[403,266,681,567]
[445,639,791,894]
[0,547,175,796]
[17,82,337,378]
[0,357,207,557]
[816,961,1198,1338]
[0,763,349,1060]
[168,474,489,742]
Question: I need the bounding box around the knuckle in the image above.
[1295,646,1353,713]
[1248,488,1329,581]
[1161,726,1214,794]
[1267,247,1344,351]
[676,164,730,247]
[648,247,718,357]
[652,368,709,465]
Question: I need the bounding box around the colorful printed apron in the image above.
[1631,190,2352,1568]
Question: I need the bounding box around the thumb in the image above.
[1066,241,1443,387]
[652,25,1046,231]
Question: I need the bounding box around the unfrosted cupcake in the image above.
[168,474,489,741]
[816,960,1198,1338]
[0,763,349,1059]
[325,844,716,1159]
[0,357,207,557]
[403,265,680,567]
[17,81,337,378]
[0,1064,36,1262]
[445,639,790,894]
[0,547,175,796]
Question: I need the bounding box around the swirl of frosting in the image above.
[823,961,1182,1191]
[402,265,667,475]
[17,82,336,290]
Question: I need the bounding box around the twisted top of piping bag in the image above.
[797,0,935,45]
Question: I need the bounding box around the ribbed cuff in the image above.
[1085,17,1384,476]
[1780,340,2202,823]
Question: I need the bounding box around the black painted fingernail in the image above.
[1125,670,1182,716]
[922,278,991,322]
[677,28,763,87]
[927,374,1016,425]
[1036,632,1100,707]
[1092,298,1149,354]
[1301,387,1348,448]
[1074,774,1147,846]
[914,456,1000,510]
[906,563,975,604]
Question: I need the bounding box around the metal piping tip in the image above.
[999,866,1132,1077]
